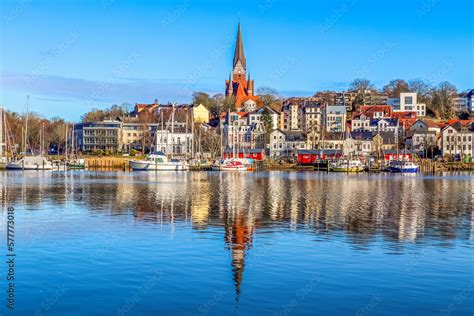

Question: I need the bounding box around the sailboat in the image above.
[6,97,53,170]
[66,123,86,169]
[130,104,189,171]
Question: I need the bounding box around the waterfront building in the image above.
[280,102,302,131]
[75,120,122,152]
[317,132,345,150]
[323,105,347,133]
[225,23,260,108]
[269,129,307,159]
[372,132,399,152]
[388,92,426,117]
[296,149,343,165]
[121,121,158,153]
[75,117,193,155]
[154,125,193,156]
[441,121,474,159]
[302,101,322,134]
[343,131,374,156]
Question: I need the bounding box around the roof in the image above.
[297,149,343,155]
[374,131,398,144]
[443,121,474,132]
[326,105,346,114]
[350,131,373,140]
[383,149,414,154]
[369,118,398,127]
[272,129,306,140]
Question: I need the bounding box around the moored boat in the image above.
[330,159,365,172]
[67,158,86,170]
[387,160,419,173]
[130,152,189,171]
[6,156,53,170]
[211,158,249,171]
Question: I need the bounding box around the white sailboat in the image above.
[130,103,188,171]
[6,97,53,170]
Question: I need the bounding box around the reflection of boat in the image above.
[6,156,53,170]
[387,160,419,173]
[67,158,86,170]
[211,158,249,171]
[130,152,189,171]
[330,159,365,172]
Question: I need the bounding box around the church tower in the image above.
[233,22,246,81]
[225,22,258,108]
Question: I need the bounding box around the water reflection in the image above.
[0,171,472,301]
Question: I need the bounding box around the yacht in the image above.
[211,158,250,171]
[387,160,419,173]
[130,152,189,171]
[6,156,53,170]
[330,159,365,172]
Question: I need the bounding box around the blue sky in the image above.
[1,0,473,121]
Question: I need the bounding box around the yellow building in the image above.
[193,104,210,123]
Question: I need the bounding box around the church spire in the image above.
[233,22,246,71]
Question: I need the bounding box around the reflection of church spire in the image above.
[224,213,254,301]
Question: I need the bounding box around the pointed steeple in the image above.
[233,22,246,70]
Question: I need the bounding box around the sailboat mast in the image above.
[65,123,68,161]
[0,106,3,158]
[24,96,29,155]
[171,103,175,157]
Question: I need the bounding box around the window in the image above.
[405,96,413,104]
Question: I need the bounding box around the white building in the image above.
[270,129,308,159]
[441,121,474,160]
[388,92,426,117]
[323,105,347,133]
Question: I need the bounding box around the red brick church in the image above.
[225,23,260,110]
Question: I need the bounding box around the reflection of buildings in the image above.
[1,171,473,301]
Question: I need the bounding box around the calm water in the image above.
[0,171,473,316]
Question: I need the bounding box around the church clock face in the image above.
[234,61,245,75]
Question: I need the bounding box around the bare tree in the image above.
[432,82,457,120]
[383,79,410,97]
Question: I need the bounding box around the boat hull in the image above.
[130,160,188,171]
[6,163,53,170]
[388,167,419,173]
[331,166,365,172]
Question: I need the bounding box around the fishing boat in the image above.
[330,159,365,172]
[387,160,419,173]
[6,156,53,170]
[130,152,189,171]
[211,158,249,171]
